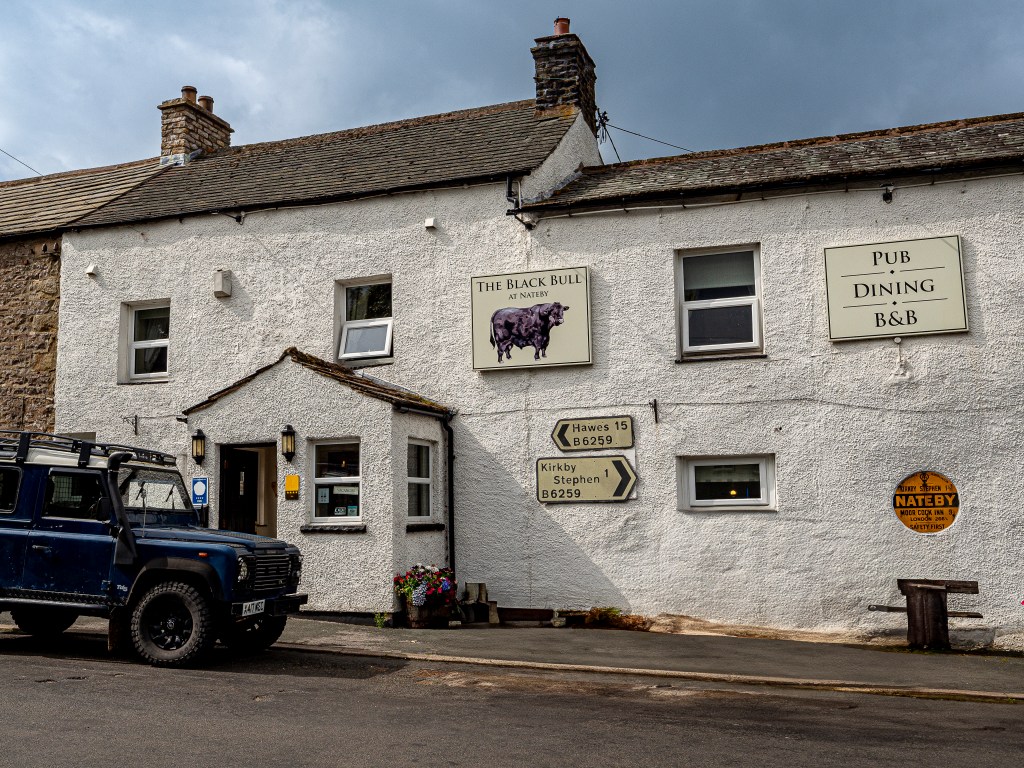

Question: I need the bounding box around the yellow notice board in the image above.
[892,471,960,534]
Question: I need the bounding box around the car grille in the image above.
[253,552,292,592]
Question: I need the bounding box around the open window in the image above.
[338,281,392,360]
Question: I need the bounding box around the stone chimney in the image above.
[532,18,597,134]
[158,85,233,165]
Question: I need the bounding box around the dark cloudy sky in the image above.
[2,0,1023,180]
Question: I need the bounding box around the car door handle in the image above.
[31,545,53,555]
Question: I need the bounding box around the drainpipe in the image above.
[395,406,457,574]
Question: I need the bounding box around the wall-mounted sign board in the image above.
[824,236,967,341]
[552,416,634,452]
[471,266,591,370]
[536,455,637,503]
[191,477,208,506]
[892,471,960,534]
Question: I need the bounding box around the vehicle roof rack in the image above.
[0,431,177,467]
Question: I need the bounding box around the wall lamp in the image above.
[281,424,296,463]
[191,429,206,466]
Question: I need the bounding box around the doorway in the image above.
[219,444,278,536]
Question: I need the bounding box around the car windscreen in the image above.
[117,467,197,526]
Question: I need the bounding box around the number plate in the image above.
[241,599,265,617]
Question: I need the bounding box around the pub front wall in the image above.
[54,173,1024,641]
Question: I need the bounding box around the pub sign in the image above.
[471,266,592,370]
[824,236,967,341]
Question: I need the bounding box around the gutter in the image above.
[395,405,457,574]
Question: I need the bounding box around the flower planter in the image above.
[406,600,451,629]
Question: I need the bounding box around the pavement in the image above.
[3,611,1023,701]
[275,616,1024,702]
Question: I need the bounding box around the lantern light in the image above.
[191,429,206,466]
[281,424,296,463]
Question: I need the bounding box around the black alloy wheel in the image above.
[130,581,214,667]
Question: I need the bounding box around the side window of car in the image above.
[44,471,106,521]
[0,467,20,514]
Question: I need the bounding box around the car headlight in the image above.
[236,557,252,583]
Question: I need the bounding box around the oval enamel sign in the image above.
[892,471,960,534]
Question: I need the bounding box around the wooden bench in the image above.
[869,579,981,651]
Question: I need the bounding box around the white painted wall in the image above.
[55,166,1024,644]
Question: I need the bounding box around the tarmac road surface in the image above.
[0,630,1021,768]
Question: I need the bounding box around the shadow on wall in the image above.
[454,427,627,611]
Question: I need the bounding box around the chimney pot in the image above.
[554,17,570,35]
[198,95,214,113]
[181,85,197,103]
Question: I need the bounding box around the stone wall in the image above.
[0,237,59,430]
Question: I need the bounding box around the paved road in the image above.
[0,631,1020,768]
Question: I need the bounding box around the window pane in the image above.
[346,283,392,321]
[342,324,389,355]
[314,483,360,518]
[134,307,170,341]
[134,346,168,375]
[683,252,755,301]
[687,305,754,347]
[0,468,19,511]
[694,463,762,501]
[315,444,359,478]
[45,472,105,519]
[408,483,430,517]
[408,444,430,479]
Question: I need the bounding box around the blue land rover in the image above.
[0,431,307,666]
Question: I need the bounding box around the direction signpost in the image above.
[551,416,634,451]
[536,455,637,503]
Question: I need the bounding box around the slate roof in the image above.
[521,111,1024,212]
[183,347,449,417]
[0,158,163,240]
[75,101,578,229]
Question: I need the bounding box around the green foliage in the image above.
[373,612,388,629]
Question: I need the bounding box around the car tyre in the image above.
[130,581,214,667]
[221,615,288,653]
[10,607,78,637]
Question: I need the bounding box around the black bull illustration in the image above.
[489,302,569,363]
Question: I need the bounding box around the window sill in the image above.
[300,523,367,534]
[338,356,395,369]
[676,352,767,364]
[118,377,171,385]
[681,506,777,514]
[406,521,445,533]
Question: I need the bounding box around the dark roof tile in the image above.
[522,112,1024,211]
[76,101,576,228]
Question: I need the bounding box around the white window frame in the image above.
[336,278,393,362]
[677,247,762,355]
[339,317,394,360]
[407,439,433,518]
[311,440,362,523]
[681,456,775,510]
[124,301,171,381]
